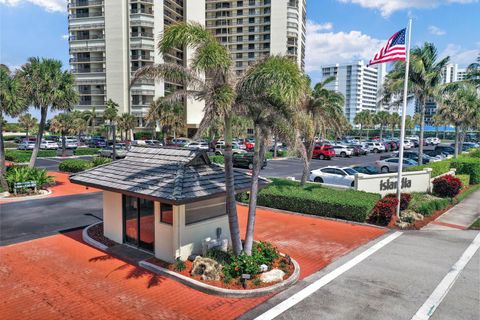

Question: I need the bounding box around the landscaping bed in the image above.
[5,148,101,163]
[86,223,117,248]
[2,166,55,198]
[59,157,112,173]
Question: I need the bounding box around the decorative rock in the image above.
[260,268,285,283]
[259,264,268,272]
[191,256,223,281]
[402,210,424,221]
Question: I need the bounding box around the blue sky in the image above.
[1,0,479,116]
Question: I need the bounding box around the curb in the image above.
[82,222,108,251]
[0,188,52,202]
[139,255,300,298]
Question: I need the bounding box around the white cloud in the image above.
[306,21,385,72]
[0,0,65,12]
[428,25,446,36]
[337,0,478,17]
[441,44,480,67]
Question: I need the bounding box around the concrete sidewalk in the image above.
[423,189,480,231]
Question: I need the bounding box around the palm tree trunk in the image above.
[300,138,315,186]
[273,134,278,159]
[29,107,47,168]
[459,129,465,154]
[454,125,459,158]
[26,129,29,142]
[244,125,266,255]
[379,126,383,139]
[61,133,67,157]
[224,114,243,255]
[0,116,9,191]
[418,102,426,165]
[359,124,363,139]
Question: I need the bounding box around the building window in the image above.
[185,199,227,225]
[160,203,173,225]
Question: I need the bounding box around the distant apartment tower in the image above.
[321,61,386,124]
[205,0,306,75]
[68,0,205,134]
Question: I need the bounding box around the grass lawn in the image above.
[469,218,480,230]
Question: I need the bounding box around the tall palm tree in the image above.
[72,116,88,143]
[117,113,137,141]
[353,110,373,139]
[404,115,415,135]
[388,112,401,138]
[436,82,479,157]
[103,99,119,140]
[385,43,449,164]
[18,113,38,141]
[236,56,306,255]
[0,65,28,190]
[297,76,345,186]
[50,113,76,157]
[374,111,390,139]
[465,55,480,88]
[131,22,243,255]
[17,58,78,167]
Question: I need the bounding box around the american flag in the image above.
[368,28,407,66]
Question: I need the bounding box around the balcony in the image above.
[70,34,104,41]
[72,68,105,73]
[69,12,103,19]
[130,32,154,38]
[131,55,154,61]
[70,56,105,63]
[69,0,103,8]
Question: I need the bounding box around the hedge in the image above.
[409,193,452,216]
[265,150,288,159]
[407,159,452,177]
[456,174,470,186]
[74,148,100,156]
[450,157,480,184]
[59,159,94,173]
[244,179,380,222]
[467,148,480,158]
[5,150,56,162]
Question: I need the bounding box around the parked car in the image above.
[351,165,379,175]
[145,140,162,146]
[365,142,385,153]
[312,144,335,160]
[332,144,353,158]
[347,144,367,156]
[17,141,35,150]
[215,143,247,156]
[309,166,357,187]
[232,152,266,169]
[384,151,435,164]
[171,138,192,147]
[89,137,107,148]
[423,149,446,160]
[375,158,418,173]
[450,142,479,152]
[40,140,59,150]
[434,145,455,156]
[64,139,79,149]
[403,140,413,150]
[186,141,209,150]
[98,146,127,159]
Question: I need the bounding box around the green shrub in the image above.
[252,241,279,267]
[4,141,17,148]
[409,193,451,216]
[451,157,480,184]
[5,150,57,162]
[265,150,288,159]
[255,179,380,222]
[74,148,100,156]
[407,159,452,177]
[455,174,470,186]
[5,166,54,192]
[91,157,112,167]
[59,159,94,173]
[209,155,225,165]
[252,278,262,286]
[223,252,262,278]
[173,258,186,272]
[467,148,480,158]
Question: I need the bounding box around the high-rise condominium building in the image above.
[68,0,205,135]
[205,0,306,75]
[321,61,386,124]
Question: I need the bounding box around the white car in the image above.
[215,143,247,155]
[131,140,147,146]
[186,141,209,150]
[365,142,385,153]
[309,166,357,187]
[145,140,162,146]
[64,139,78,149]
[426,137,441,145]
[332,145,353,157]
[403,140,413,150]
[40,140,59,150]
[17,141,35,150]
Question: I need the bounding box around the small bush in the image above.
[5,150,56,162]
[5,166,54,193]
[252,278,262,286]
[74,148,100,156]
[456,174,470,187]
[433,175,463,198]
[467,148,480,158]
[368,197,399,226]
[252,241,279,267]
[407,159,452,177]
[385,193,412,211]
[209,155,225,165]
[451,157,480,184]
[173,258,186,272]
[59,159,94,173]
[409,193,451,216]
[91,157,112,167]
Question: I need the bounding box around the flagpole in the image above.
[396,18,412,219]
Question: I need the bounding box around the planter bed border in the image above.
[0,188,52,201]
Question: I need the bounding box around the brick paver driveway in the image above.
[0,206,385,320]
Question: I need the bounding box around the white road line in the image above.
[254,231,403,320]
[411,232,480,320]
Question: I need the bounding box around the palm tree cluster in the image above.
[49,111,86,156]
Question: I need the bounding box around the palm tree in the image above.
[117,113,137,141]
[354,110,373,139]
[50,113,76,157]
[82,106,97,134]
[404,115,415,135]
[18,113,37,141]
[236,56,306,255]
[0,65,28,190]
[388,112,401,138]
[436,82,479,157]
[385,43,449,164]
[72,116,88,143]
[131,22,243,255]
[465,54,480,88]
[296,76,345,186]
[374,111,390,139]
[17,58,78,167]
[103,99,119,140]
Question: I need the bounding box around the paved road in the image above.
[241,230,480,320]
[0,193,103,246]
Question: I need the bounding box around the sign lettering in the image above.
[379,178,412,191]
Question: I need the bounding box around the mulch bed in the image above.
[87,223,118,247]
[146,255,294,290]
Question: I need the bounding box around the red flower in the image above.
[257,247,262,251]
[234,267,239,271]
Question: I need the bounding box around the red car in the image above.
[313,144,336,160]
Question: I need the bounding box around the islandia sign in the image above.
[354,169,433,196]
